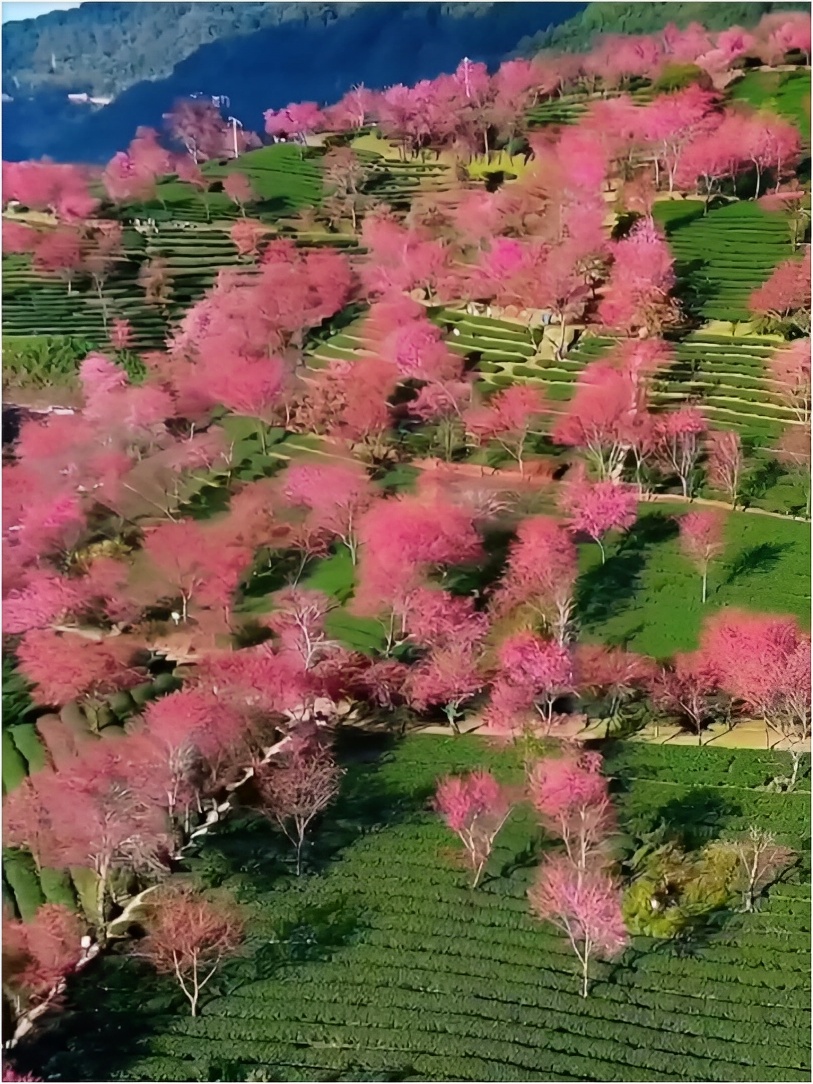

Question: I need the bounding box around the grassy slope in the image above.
[31,736,810,1084]
[236,501,810,662]
[576,503,810,658]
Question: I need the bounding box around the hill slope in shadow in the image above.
[2,1,583,163]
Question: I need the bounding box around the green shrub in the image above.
[2,730,28,792]
[653,62,710,92]
[39,867,79,909]
[10,723,47,773]
[4,849,45,922]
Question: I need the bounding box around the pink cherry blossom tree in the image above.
[679,510,725,603]
[280,460,377,565]
[490,516,578,645]
[656,406,706,498]
[529,855,628,997]
[559,474,638,563]
[435,770,514,886]
[598,217,679,336]
[405,643,486,734]
[651,650,724,743]
[706,429,743,508]
[490,632,574,733]
[464,385,547,475]
[527,751,616,874]
[768,338,810,425]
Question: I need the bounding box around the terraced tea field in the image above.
[34,737,810,1084]
[652,199,796,323]
[121,144,327,225]
[526,85,654,129]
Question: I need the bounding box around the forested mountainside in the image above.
[2,3,368,97]
[514,1,810,57]
[1,1,582,163]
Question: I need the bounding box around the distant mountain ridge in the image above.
[2,3,368,98]
[1,1,584,100]
[1,1,584,163]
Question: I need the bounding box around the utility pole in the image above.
[228,116,243,159]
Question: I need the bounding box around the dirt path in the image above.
[418,715,809,753]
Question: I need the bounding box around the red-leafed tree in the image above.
[2,1065,43,1081]
[137,883,244,1015]
[2,221,38,255]
[405,643,486,734]
[352,494,482,652]
[5,743,172,925]
[3,904,84,1012]
[675,118,740,210]
[706,429,743,508]
[230,218,266,260]
[264,101,324,146]
[323,146,370,232]
[760,184,810,252]
[253,740,343,874]
[435,770,514,887]
[678,510,725,603]
[551,346,665,483]
[3,570,83,635]
[264,588,338,671]
[139,688,250,821]
[2,161,99,220]
[700,609,810,753]
[14,629,145,711]
[109,317,134,353]
[464,385,547,475]
[576,643,657,724]
[528,854,628,997]
[651,650,725,743]
[528,751,616,873]
[102,151,157,205]
[140,519,253,624]
[84,222,124,331]
[760,13,811,65]
[560,473,638,563]
[776,421,811,517]
[166,98,247,163]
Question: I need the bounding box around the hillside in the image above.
[1,1,583,163]
[513,1,809,57]
[2,3,368,98]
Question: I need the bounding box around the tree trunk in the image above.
[580,946,590,998]
[95,862,109,936]
[701,568,708,605]
[295,825,305,876]
[444,703,461,735]
[596,538,606,564]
